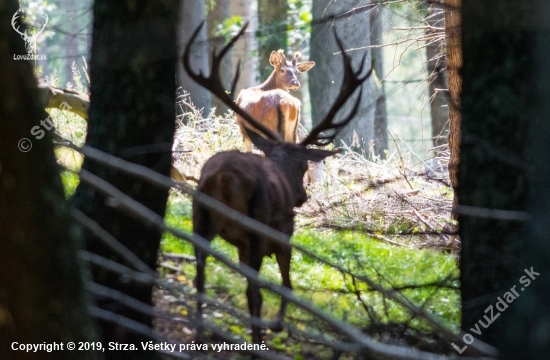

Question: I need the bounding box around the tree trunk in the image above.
[458,0,531,352]
[370,6,388,158]
[61,0,80,87]
[73,1,177,358]
[258,0,287,79]
[495,2,550,358]
[427,2,449,147]
[0,0,100,357]
[229,0,258,92]
[177,0,211,116]
[207,0,232,115]
[309,0,375,154]
[444,0,462,203]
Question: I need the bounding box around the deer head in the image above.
[11,10,48,54]
[266,50,315,91]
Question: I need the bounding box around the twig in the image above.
[387,129,414,190]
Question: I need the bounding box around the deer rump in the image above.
[193,151,295,251]
[236,89,301,144]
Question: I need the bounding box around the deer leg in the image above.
[240,243,263,344]
[192,207,215,342]
[192,244,208,342]
[274,246,292,332]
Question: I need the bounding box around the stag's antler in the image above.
[183,22,282,141]
[299,28,372,147]
[11,11,28,37]
[35,13,48,36]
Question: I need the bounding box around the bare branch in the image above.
[454,205,530,222]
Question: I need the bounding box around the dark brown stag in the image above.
[183,23,371,344]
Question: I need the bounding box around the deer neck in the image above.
[257,71,287,92]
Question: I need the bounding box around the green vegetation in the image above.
[161,194,460,347]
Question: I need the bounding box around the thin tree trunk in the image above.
[73,1,177,358]
[444,0,462,205]
[258,0,287,79]
[177,0,211,116]
[0,0,100,357]
[207,0,232,115]
[309,0,375,154]
[60,0,80,87]
[370,6,388,158]
[229,0,258,91]
[427,2,449,147]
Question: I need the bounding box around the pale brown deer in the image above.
[236,50,314,152]
[183,22,371,344]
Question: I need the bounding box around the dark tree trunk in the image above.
[258,0,287,79]
[458,0,531,353]
[72,1,177,359]
[496,1,550,359]
[426,2,449,147]
[309,0,375,154]
[0,0,100,358]
[370,6,388,158]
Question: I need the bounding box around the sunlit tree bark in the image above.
[177,0,211,116]
[370,6,388,157]
[230,0,258,91]
[309,0,375,153]
[427,2,449,147]
[444,0,461,204]
[207,0,232,115]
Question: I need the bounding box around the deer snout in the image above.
[289,79,300,90]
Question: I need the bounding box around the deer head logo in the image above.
[11,10,48,54]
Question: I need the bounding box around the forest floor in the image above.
[150,97,460,359]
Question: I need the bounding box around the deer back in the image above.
[237,89,300,141]
[193,151,296,247]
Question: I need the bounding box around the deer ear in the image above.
[244,128,275,153]
[297,61,315,73]
[269,51,281,67]
[300,147,339,162]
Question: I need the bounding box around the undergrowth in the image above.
[52,85,461,357]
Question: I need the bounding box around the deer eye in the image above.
[280,69,286,74]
